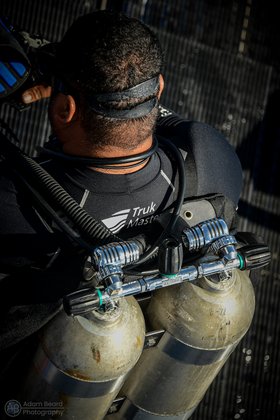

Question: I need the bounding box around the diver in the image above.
[0,10,256,419]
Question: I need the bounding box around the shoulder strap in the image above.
[180,140,198,198]
[156,111,242,207]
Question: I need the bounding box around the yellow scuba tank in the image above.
[20,296,145,420]
[116,269,255,419]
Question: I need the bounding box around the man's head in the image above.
[49,10,164,154]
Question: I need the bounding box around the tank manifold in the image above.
[63,218,271,316]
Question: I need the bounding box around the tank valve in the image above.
[238,244,271,270]
[182,218,229,252]
[91,240,142,294]
[63,287,101,316]
[210,235,238,262]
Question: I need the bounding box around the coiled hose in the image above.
[0,132,119,248]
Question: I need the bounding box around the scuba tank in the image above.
[20,296,145,420]
[101,219,270,420]
[115,270,255,419]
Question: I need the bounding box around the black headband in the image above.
[53,76,160,119]
[90,77,160,102]
[87,97,158,119]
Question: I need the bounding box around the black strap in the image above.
[87,97,158,119]
[183,143,198,197]
[53,76,160,119]
[91,77,160,102]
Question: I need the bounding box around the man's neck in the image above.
[62,135,154,174]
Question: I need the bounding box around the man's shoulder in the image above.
[157,107,234,155]
[179,120,240,171]
[156,109,243,206]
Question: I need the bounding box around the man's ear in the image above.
[52,94,77,124]
[158,74,164,99]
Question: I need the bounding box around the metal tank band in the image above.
[110,399,197,419]
[33,344,127,398]
[157,331,238,365]
[108,332,238,418]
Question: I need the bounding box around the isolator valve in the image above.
[158,238,183,275]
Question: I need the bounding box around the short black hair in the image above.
[57,10,163,93]
[55,11,164,150]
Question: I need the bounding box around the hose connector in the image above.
[182,218,229,252]
[91,240,141,294]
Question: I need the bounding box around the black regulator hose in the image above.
[0,132,119,247]
[128,135,186,268]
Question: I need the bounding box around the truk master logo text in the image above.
[102,201,158,233]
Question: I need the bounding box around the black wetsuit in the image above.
[0,107,243,349]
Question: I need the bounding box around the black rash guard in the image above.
[0,108,242,272]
